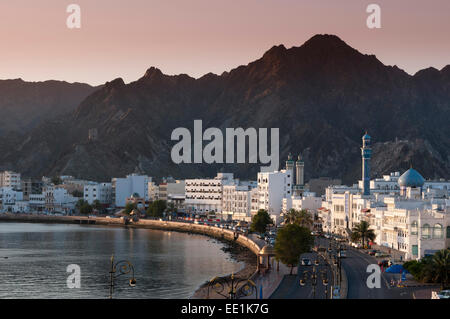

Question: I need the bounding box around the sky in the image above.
[0,0,449,86]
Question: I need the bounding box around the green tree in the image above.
[75,199,92,215]
[284,209,314,229]
[426,249,449,289]
[351,221,376,248]
[275,224,314,274]
[147,200,167,218]
[51,176,62,185]
[124,202,137,215]
[71,189,83,198]
[92,200,105,213]
[404,250,449,288]
[250,209,273,234]
[284,209,298,224]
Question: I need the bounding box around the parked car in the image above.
[339,250,347,258]
[375,252,390,258]
[301,258,312,266]
[368,250,378,256]
[437,290,450,299]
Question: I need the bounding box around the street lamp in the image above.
[332,254,342,286]
[109,255,136,299]
[207,273,257,299]
[300,266,318,299]
[321,270,329,299]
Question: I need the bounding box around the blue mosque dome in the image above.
[398,168,425,188]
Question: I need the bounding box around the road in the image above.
[270,247,333,299]
[271,236,419,299]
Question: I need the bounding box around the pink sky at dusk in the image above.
[0,0,449,86]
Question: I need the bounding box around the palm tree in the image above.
[284,209,298,224]
[295,209,314,229]
[351,221,376,248]
[429,249,450,289]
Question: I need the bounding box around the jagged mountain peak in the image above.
[143,66,164,78]
[1,34,449,182]
[105,77,125,88]
[302,34,350,49]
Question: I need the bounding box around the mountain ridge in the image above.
[0,34,449,184]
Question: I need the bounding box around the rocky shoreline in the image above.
[191,238,258,299]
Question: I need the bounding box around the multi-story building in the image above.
[112,174,151,208]
[282,192,322,213]
[148,181,159,201]
[222,181,257,221]
[29,194,45,212]
[323,133,450,260]
[44,186,78,213]
[257,169,292,224]
[84,182,113,205]
[21,178,44,201]
[0,187,23,212]
[0,171,21,190]
[158,179,185,202]
[185,173,235,218]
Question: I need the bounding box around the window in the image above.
[421,224,431,239]
[412,245,418,256]
[433,224,443,239]
[411,221,418,235]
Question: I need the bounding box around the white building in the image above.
[84,182,113,205]
[158,180,185,202]
[257,169,292,224]
[222,181,257,222]
[44,186,77,213]
[112,174,151,208]
[148,181,160,201]
[0,171,21,190]
[185,173,235,218]
[323,133,450,260]
[29,194,45,212]
[282,192,322,213]
[0,187,24,212]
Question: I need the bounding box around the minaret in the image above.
[285,153,295,183]
[361,132,372,196]
[295,155,304,187]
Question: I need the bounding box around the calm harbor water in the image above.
[0,222,243,299]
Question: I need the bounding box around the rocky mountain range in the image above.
[0,34,449,184]
[0,79,96,134]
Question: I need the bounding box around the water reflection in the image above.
[0,222,243,299]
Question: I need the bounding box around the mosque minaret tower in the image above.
[361,132,372,196]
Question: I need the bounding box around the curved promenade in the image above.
[0,214,295,298]
[0,214,263,255]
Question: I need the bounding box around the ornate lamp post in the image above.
[109,255,136,299]
[321,270,329,299]
[300,266,318,298]
[207,273,257,299]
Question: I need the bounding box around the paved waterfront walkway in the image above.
[246,261,295,299]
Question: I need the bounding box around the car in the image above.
[269,238,275,245]
[301,258,312,266]
[368,250,378,256]
[437,290,450,299]
[339,250,347,258]
[375,252,390,258]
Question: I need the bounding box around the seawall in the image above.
[0,214,263,256]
